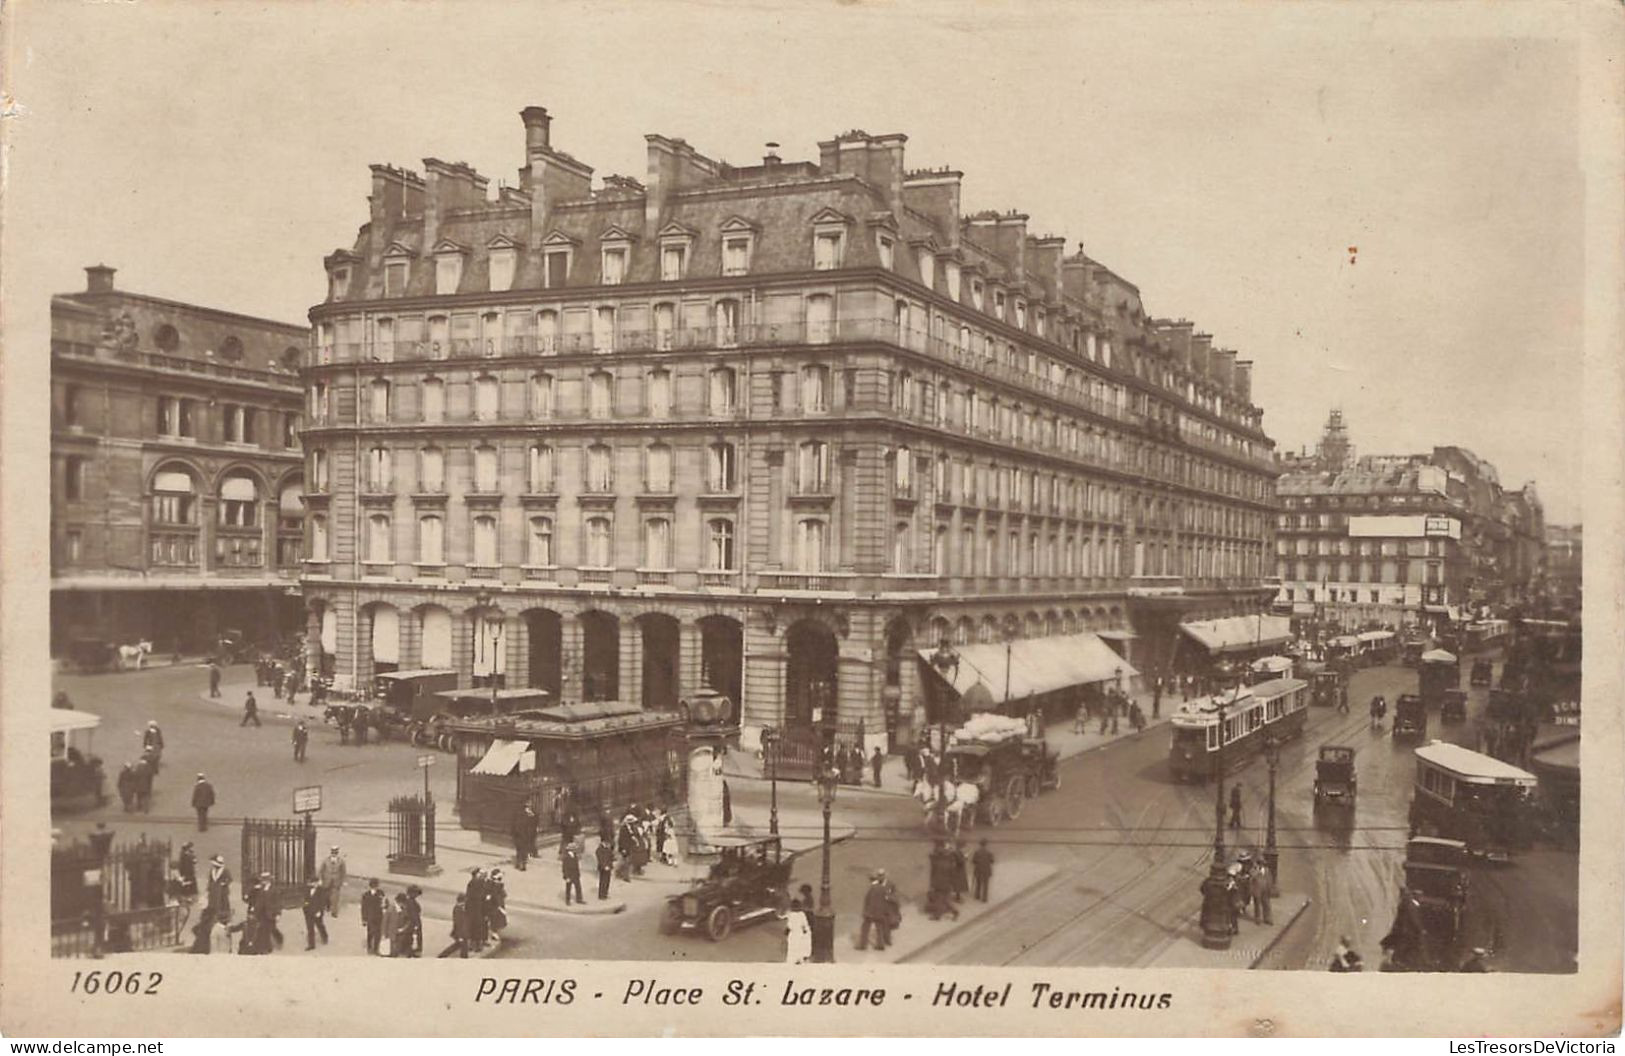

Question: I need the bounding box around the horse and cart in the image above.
[916,716,1060,835]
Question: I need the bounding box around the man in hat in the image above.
[240,691,261,728]
[208,660,221,699]
[359,878,386,955]
[594,836,614,900]
[971,838,995,902]
[292,720,309,763]
[560,841,584,906]
[302,878,329,950]
[142,720,165,763]
[438,894,470,958]
[1228,783,1244,830]
[1250,857,1274,925]
[175,840,198,898]
[950,840,969,903]
[511,801,538,871]
[1225,862,1245,934]
[318,845,347,917]
[191,773,215,831]
[857,870,893,951]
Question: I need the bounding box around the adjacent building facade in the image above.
[301,106,1280,753]
[1543,524,1581,614]
[1273,411,1545,634]
[50,266,308,655]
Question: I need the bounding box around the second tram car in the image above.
[1408,741,1537,860]
[1168,677,1310,782]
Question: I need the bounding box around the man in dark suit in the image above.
[971,839,995,902]
[511,802,538,871]
[191,773,215,831]
[302,879,329,950]
[464,870,487,951]
[359,878,385,954]
[561,843,584,905]
[594,838,614,900]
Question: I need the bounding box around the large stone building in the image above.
[1273,411,1545,633]
[1543,524,1581,614]
[301,106,1280,753]
[50,266,308,655]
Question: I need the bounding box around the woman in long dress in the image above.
[783,900,813,964]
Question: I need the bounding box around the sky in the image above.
[2,0,1590,522]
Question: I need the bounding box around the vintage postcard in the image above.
[2,0,1620,1039]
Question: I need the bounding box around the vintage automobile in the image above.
[375,668,459,727]
[1313,745,1357,809]
[660,835,793,942]
[1469,659,1494,687]
[1402,836,1471,941]
[418,688,552,751]
[1401,638,1429,667]
[1310,668,1348,709]
[1440,690,1469,725]
[1392,694,1428,741]
[322,700,401,740]
[217,628,253,665]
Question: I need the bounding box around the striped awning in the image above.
[1180,615,1292,654]
[469,738,527,776]
[918,632,1138,708]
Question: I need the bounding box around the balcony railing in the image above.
[314,317,1274,471]
[759,571,855,592]
[54,340,300,388]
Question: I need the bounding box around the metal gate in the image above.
[51,836,182,957]
[388,794,437,874]
[241,816,316,908]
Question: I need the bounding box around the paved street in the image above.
[52,654,1576,970]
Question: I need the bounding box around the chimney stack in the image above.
[85,264,116,294]
[763,142,781,168]
[521,106,552,155]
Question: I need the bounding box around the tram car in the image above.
[1167,677,1309,783]
[1417,649,1461,708]
[1407,741,1537,860]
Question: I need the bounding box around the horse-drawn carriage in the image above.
[918,716,1059,834]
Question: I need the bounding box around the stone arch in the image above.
[360,601,401,674]
[209,460,271,494]
[580,609,620,701]
[954,616,975,646]
[698,614,743,718]
[414,603,453,670]
[784,618,839,727]
[638,612,681,712]
[521,607,562,699]
[146,457,207,494]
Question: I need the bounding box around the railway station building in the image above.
[50,266,308,657]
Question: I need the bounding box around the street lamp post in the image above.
[764,727,780,837]
[811,760,838,963]
[929,640,961,766]
[1263,733,1281,896]
[1198,669,1235,950]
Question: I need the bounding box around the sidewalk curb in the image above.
[893,867,1064,965]
[1248,895,1313,969]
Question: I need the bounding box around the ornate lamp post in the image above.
[810,759,839,962]
[1198,663,1237,950]
[929,640,960,759]
[1002,622,1017,708]
[1263,733,1281,896]
[763,726,780,837]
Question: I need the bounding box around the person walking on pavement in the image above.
[116,763,136,812]
[594,837,614,900]
[389,894,412,957]
[208,660,222,699]
[360,878,385,955]
[131,756,153,813]
[354,710,369,746]
[318,846,347,916]
[302,879,330,950]
[856,871,893,951]
[465,869,488,952]
[971,839,995,902]
[783,899,814,964]
[561,843,584,905]
[292,721,309,763]
[379,890,400,957]
[1228,784,1243,830]
[240,691,261,728]
[191,773,215,831]
[1251,859,1274,925]
[950,840,969,903]
[438,895,470,958]
[404,886,425,956]
[871,746,885,788]
[511,802,538,871]
[142,721,165,768]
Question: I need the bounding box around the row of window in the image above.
[55,527,301,570]
[887,523,1258,580]
[1276,537,1445,557]
[139,395,301,446]
[315,284,1260,437]
[1276,560,1444,585]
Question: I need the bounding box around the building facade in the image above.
[1543,524,1581,614]
[50,266,308,655]
[1273,412,1545,634]
[302,107,1279,753]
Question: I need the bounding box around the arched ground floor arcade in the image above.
[298,581,1273,756]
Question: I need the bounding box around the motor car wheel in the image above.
[705,905,733,942]
[1005,777,1025,819]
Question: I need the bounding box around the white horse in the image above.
[117,641,153,669]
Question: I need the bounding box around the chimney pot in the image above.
[520,106,552,154]
[85,264,117,294]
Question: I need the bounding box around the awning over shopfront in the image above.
[1095,629,1138,641]
[917,633,1139,708]
[1422,605,1464,622]
[1357,631,1396,644]
[1179,615,1291,655]
[470,738,528,776]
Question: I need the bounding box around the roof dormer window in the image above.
[487,237,518,292]
[971,278,985,311]
[809,209,851,272]
[1015,300,1027,330]
[916,248,935,289]
[330,267,351,300]
[994,289,1007,318]
[432,242,466,296]
[660,245,685,282]
[876,233,895,271]
[384,260,408,298]
[601,246,628,286]
[945,262,961,301]
[540,231,578,289]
